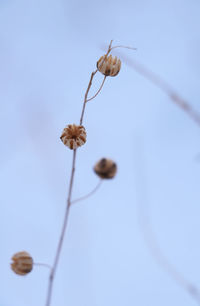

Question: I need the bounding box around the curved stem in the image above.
[110,45,137,52]
[79,41,113,126]
[71,179,103,205]
[86,76,106,103]
[133,141,200,305]
[119,53,200,127]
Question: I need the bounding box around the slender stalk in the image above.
[110,45,137,52]
[34,263,51,269]
[71,179,103,205]
[45,40,112,306]
[86,76,106,103]
[134,141,200,305]
[80,69,98,125]
[119,53,200,127]
[45,149,77,306]
[79,40,112,125]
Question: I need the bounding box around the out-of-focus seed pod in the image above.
[60,124,87,150]
[97,54,121,77]
[94,158,117,179]
[11,251,33,275]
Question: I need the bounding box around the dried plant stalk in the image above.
[11,39,200,306]
[45,41,114,306]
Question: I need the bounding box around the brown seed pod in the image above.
[94,158,117,179]
[11,251,33,276]
[97,54,121,77]
[60,124,86,150]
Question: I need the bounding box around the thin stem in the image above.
[45,149,77,306]
[79,69,98,125]
[34,262,52,269]
[79,40,113,117]
[105,40,113,56]
[71,179,103,205]
[110,45,137,52]
[86,76,106,103]
[45,40,113,306]
[79,40,113,125]
[133,141,200,305]
[119,53,200,127]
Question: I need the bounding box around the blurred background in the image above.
[1,0,200,305]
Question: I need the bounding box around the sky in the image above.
[1,0,200,306]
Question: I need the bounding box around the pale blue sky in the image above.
[1,0,200,306]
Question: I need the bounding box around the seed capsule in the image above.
[11,251,33,275]
[97,54,121,77]
[94,158,117,179]
[60,124,87,150]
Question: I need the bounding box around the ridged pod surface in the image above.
[60,124,87,150]
[97,55,121,77]
[94,158,117,179]
[11,251,33,275]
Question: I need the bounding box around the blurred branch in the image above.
[100,42,200,127]
[122,54,200,126]
[133,138,200,305]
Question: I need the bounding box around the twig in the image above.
[34,262,52,270]
[79,40,113,125]
[110,45,137,52]
[86,76,106,103]
[120,54,200,127]
[45,149,77,306]
[133,139,200,305]
[100,42,200,127]
[71,179,103,205]
[79,69,98,125]
[45,40,113,306]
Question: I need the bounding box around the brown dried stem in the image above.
[34,262,52,270]
[45,41,112,306]
[86,76,106,103]
[110,45,137,52]
[80,69,98,125]
[45,149,76,306]
[79,40,113,125]
[71,179,103,205]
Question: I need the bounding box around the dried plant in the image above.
[11,251,33,276]
[10,40,123,306]
[10,40,200,306]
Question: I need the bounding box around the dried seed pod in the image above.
[97,54,121,77]
[11,251,33,275]
[94,158,117,179]
[60,124,86,150]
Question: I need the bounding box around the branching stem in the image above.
[45,40,112,306]
[86,76,106,103]
[71,179,103,205]
[80,69,98,125]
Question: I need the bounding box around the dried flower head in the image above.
[60,124,86,150]
[94,158,117,179]
[97,54,121,77]
[11,251,33,276]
